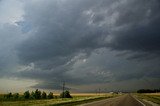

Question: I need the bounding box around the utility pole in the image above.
[99,88,101,95]
[95,89,97,95]
[62,81,65,98]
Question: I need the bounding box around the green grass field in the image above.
[0,93,117,106]
[136,93,160,105]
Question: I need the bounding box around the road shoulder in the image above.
[142,99,160,106]
[133,94,160,106]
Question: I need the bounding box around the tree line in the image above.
[2,89,72,101]
[137,89,160,93]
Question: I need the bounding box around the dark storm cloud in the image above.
[31,82,71,90]
[107,0,160,54]
[0,24,22,77]
[108,19,160,53]
[18,0,160,62]
[14,0,160,90]
[17,0,107,63]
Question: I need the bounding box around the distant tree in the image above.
[42,91,47,99]
[24,91,30,99]
[6,92,12,99]
[47,92,53,99]
[137,89,160,93]
[60,90,72,98]
[13,93,19,99]
[30,91,35,99]
[34,89,41,99]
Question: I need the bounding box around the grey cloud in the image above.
[11,0,160,90]
[106,0,160,54]
[0,24,23,77]
[17,0,108,63]
[82,0,160,55]
[31,82,71,90]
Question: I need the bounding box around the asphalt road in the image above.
[81,94,147,106]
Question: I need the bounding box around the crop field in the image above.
[136,93,160,105]
[0,93,117,106]
[144,93,160,96]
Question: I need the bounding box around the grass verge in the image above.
[0,94,118,106]
[51,96,114,106]
[136,93,160,105]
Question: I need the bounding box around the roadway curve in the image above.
[81,94,148,106]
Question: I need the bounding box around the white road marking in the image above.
[132,95,146,106]
[142,99,160,106]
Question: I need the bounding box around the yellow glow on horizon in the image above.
[0,78,37,93]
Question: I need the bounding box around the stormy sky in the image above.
[0,0,160,92]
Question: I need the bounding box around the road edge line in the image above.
[132,95,146,106]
